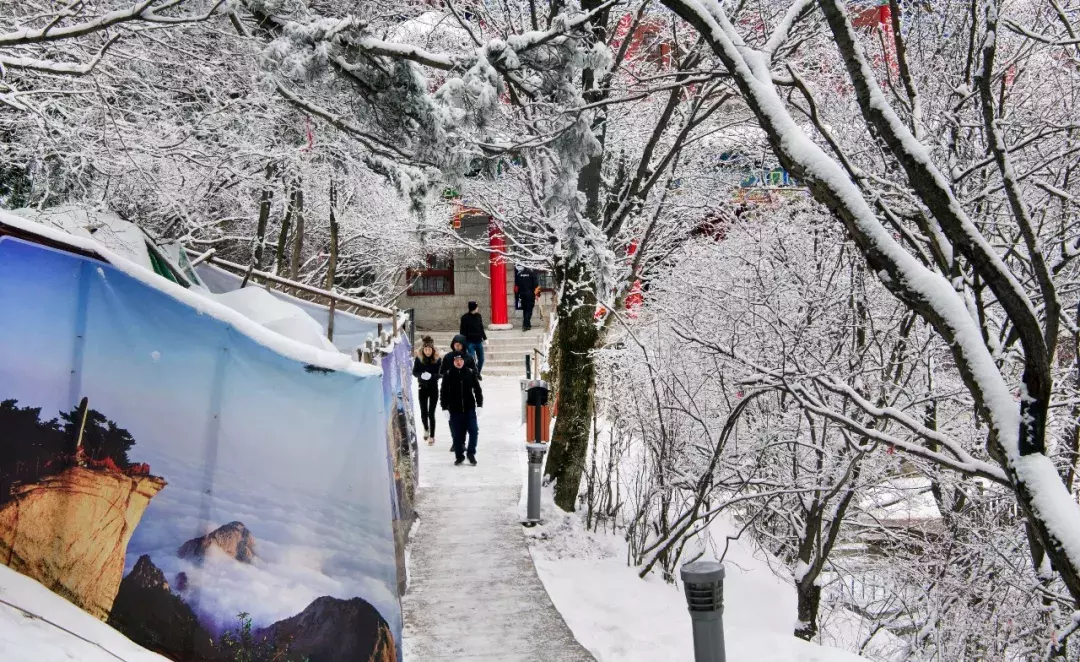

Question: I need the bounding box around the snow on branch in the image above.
[272,82,430,167]
[661,0,1080,609]
[0,34,122,75]
[355,37,458,71]
[0,0,225,48]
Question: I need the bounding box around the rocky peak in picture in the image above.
[177,521,256,564]
[0,466,165,620]
[256,595,397,662]
[108,555,223,660]
[126,554,169,592]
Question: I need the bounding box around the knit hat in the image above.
[421,335,435,349]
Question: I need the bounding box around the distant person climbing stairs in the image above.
[459,301,487,378]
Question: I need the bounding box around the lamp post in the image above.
[681,561,726,662]
[523,380,550,526]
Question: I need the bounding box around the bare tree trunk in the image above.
[795,580,823,641]
[275,183,296,276]
[545,261,599,511]
[542,0,609,512]
[326,180,339,342]
[325,180,339,290]
[253,163,276,270]
[289,182,305,280]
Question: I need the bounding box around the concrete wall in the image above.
[397,247,508,331]
[397,247,556,331]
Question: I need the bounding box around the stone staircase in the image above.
[423,328,546,377]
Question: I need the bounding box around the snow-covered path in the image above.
[402,376,593,661]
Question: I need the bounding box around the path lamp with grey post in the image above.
[522,379,550,526]
[681,561,726,662]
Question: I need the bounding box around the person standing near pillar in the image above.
[514,264,524,312]
[519,267,539,332]
[459,301,487,378]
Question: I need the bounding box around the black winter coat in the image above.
[413,355,441,391]
[459,312,487,344]
[440,334,476,376]
[440,363,484,412]
[518,269,539,300]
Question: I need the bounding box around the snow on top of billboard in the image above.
[0,210,380,378]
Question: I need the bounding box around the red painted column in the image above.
[488,221,510,326]
[879,4,895,73]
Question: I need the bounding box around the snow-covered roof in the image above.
[196,263,388,355]
[11,206,156,272]
[209,287,339,354]
[0,210,379,376]
[388,11,474,54]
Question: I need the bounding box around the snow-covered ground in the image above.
[0,565,167,662]
[526,506,869,661]
[517,420,869,660]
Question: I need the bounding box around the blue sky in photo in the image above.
[0,236,402,638]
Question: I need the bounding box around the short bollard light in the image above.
[525,444,546,525]
[681,561,726,662]
[523,380,550,527]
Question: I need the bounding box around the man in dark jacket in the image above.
[441,334,476,375]
[439,334,475,452]
[459,301,487,376]
[518,268,539,331]
[440,351,484,465]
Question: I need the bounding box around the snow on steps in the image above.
[0,564,168,662]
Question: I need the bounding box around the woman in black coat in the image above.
[413,336,442,445]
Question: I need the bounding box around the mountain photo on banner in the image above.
[0,236,401,662]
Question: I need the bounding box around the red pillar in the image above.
[488,221,511,327]
[879,4,895,73]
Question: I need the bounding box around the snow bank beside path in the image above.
[0,565,168,662]
[527,505,868,661]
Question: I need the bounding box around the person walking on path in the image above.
[413,336,442,446]
[440,334,477,453]
[459,301,487,377]
[518,267,540,332]
[440,351,484,465]
[441,334,476,375]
